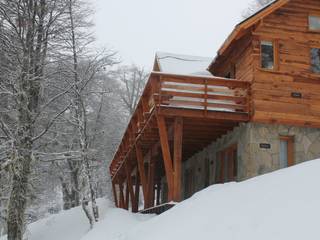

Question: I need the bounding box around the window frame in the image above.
[279,136,294,167]
[310,47,320,74]
[308,14,320,32]
[260,39,279,71]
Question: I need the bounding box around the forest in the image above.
[0,0,148,239]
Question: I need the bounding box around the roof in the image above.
[155,52,212,76]
[208,0,289,70]
[238,0,278,26]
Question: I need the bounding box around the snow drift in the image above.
[122,159,320,240]
[2,159,320,240]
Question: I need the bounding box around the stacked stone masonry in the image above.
[181,123,320,200]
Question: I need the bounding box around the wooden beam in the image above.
[133,169,140,213]
[125,162,136,212]
[159,108,249,122]
[112,181,119,208]
[119,182,125,209]
[125,182,129,210]
[173,117,183,202]
[135,144,148,203]
[157,115,174,201]
[146,156,156,208]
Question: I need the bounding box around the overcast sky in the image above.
[92,0,254,69]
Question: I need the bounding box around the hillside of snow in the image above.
[2,159,320,240]
[0,199,153,240]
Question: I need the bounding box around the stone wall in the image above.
[182,123,320,199]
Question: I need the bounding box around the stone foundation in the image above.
[182,122,320,199]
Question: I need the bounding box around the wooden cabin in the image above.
[109,0,320,213]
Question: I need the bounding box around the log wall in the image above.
[252,0,320,127]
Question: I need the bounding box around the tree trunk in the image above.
[81,199,94,229]
[7,146,32,240]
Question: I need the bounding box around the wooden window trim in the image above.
[308,14,320,33]
[310,47,320,75]
[280,136,294,167]
[259,39,279,72]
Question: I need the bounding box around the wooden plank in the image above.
[156,115,174,201]
[161,99,248,111]
[159,108,250,122]
[160,90,247,102]
[173,117,183,202]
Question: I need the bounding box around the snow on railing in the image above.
[109,72,251,178]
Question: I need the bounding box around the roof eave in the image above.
[208,0,290,72]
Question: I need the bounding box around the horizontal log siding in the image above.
[252,0,320,127]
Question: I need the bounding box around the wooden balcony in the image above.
[110,71,251,212]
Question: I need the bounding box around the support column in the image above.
[125,162,136,212]
[173,117,183,202]
[133,170,140,213]
[119,182,125,209]
[124,182,129,210]
[157,115,174,202]
[112,180,119,208]
[146,155,156,208]
[135,144,148,204]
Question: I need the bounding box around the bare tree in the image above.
[57,0,118,228]
[0,1,71,239]
[112,65,148,116]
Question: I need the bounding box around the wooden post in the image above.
[147,156,156,208]
[125,182,130,210]
[173,117,183,202]
[157,115,174,202]
[135,144,148,204]
[112,180,119,208]
[119,182,125,209]
[133,170,140,213]
[125,162,136,212]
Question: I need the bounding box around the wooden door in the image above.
[216,144,238,183]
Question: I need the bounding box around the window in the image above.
[309,15,320,31]
[311,48,320,73]
[279,136,294,168]
[261,41,275,70]
[225,72,231,79]
[225,64,236,79]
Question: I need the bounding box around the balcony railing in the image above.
[109,72,251,177]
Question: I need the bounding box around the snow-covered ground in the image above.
[0,199,153,240]
[2,159,320,240]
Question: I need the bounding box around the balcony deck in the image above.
[110,71,251,212]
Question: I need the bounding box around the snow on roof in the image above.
[239,0,278,26]
[155,52,212,76]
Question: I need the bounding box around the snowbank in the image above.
[3,159,320,240]
[122,159,320,240]
[0,199,152,240]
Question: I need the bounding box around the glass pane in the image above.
[311,48,320,73]
[261,41,274,69]
[309,16,320,31]
[280,140,288,168]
